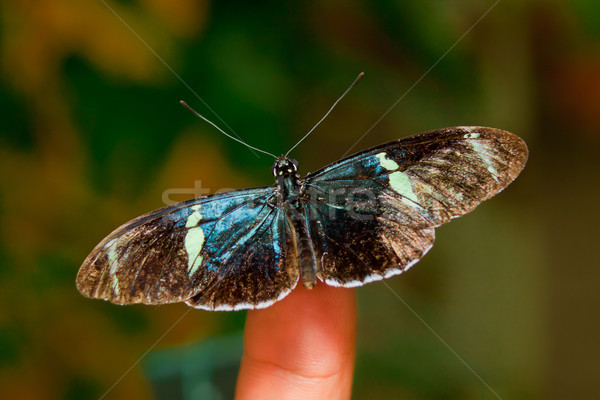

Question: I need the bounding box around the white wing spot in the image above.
[106,238,119,265]
[324,278,343,287]
[192,303,213,311]
[105,238,121,294]
[363,274,383,284]
[384,268,404,278]
[470,141,499,182]
[214,303,234,311]
[375,152,399,171]
[185,227,205,277]
[184,205,205,277]
[186,204,203,228]
[463,132,480,139]
[389,171,420,204]
[255,299,277,309]
[325,278,365,288]
[404,258,420,271]
[233,302,254,311]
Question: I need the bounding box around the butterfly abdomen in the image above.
[287,206,317,289]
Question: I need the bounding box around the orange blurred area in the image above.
[0,1,599,399]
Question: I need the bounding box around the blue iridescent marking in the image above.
[272,222,281,266]
[199,196,277,273]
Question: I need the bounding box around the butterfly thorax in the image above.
[271,156,318,289]
[271,157,300,199]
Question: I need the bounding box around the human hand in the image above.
[235,284,357,399]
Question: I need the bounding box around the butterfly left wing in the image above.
[303,126,528,287]
[77,187,299,311]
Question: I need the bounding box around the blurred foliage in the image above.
[1,0,599,399]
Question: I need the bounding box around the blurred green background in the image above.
[1,0,599,399]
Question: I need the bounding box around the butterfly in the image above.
[77,125,528,311]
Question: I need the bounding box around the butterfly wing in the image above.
[77,187,299,311]
[304,126,528,287]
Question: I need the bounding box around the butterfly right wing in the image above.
[303,127,528,287]
[77,187,299,311]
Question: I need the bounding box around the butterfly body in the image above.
[272,156,318,289]
[77,126,528,311]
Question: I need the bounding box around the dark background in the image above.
[1,1,599,399]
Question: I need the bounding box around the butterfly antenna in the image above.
[180,101,277,159]
[285,72,364,156]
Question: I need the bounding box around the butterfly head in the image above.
[271,157,299,178]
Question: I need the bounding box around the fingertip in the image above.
[236,284,356,400]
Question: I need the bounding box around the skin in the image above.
[235,284,357,400]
